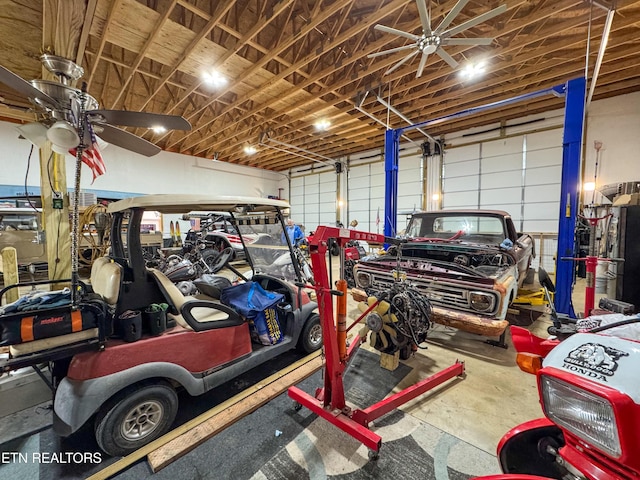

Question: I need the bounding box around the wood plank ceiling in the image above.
[0,0,639,172]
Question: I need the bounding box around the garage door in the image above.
[289,170,337,233]
[442,129,562,271]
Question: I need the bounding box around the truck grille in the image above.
[365,270,499,316]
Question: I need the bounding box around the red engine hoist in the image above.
[288,226,465,457]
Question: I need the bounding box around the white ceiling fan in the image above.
[369,0,507,78]
[0,54,191,156]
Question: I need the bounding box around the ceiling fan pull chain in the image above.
[70,85,87,307]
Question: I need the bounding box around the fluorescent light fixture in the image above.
[244,145,257,155]
[314,119,331,131]
[152,125,167,134]
[202,69,227,88]
[460,61,486,80]
[583,182,596,191]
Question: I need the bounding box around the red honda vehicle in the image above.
[0,195,321,457]
[474,319,640,480]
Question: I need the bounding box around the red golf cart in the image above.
[0,195,321,456]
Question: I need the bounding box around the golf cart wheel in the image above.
[298,314,322,353]
[94,381,178,457]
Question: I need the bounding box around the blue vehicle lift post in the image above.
[383,78,585,316]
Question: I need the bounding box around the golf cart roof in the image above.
[107,194,290,214]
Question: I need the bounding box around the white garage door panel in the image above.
[370,185,385,199]
[370,174,385,187]
[525,165,562,185]
[444,191,478,208]
[305,182,320,195]
[349,199,371,211]
[349,188,370,200]
[291,185,305,197]
[481,154,522,174]
[446,144,479,162]
[349,174,370,187]
[397,198,422,211]
[398,168,421,184]
[444,175,479,192]
[524,184,561,203]
[319,213,335,225]
[527,129,563,148]
[524,219,559,233]
[481,170,522,189]
[523,202,559,220]
[444,159,479,177]
[482,203,522,216]
[370,162,385,175]
[319,182,335,194]
[304,202,320,214]
[480,187,521,205]
[527,147,562,168]
[483,137,524,156]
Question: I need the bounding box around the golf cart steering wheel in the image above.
[208,247,234,273]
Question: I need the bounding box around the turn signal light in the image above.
[516,352,543,374]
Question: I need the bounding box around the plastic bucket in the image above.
[144,304,167,336]
[119,310,142,342]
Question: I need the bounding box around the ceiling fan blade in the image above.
[88,110,191,130]
[443,4,507,38]
[385,50,419,75]
[416,53,429,78]
[368,44,416,58]
[441,37,494,46]
[95,123,161,157]
[416,0,432,35]
[436,47,459,68]
[374,24,421,42]
[434,0,471,35]
[0,65,60,109]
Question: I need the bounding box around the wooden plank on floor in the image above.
[87,350,322,480]
[148,352,323,472]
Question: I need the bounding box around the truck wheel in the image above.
[298,314,322,353]
[94,381,178,457]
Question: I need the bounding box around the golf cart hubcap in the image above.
[121,400,164,440]
[309,323,322,347]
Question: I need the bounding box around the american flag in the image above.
[69,125,106,184]
[375,207,380,226]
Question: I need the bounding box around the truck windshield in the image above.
[407,214,505,244]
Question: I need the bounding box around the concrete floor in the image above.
[0,266,598,478]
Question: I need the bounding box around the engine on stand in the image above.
[358,274,432,359]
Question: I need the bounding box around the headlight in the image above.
[469,291,495,312]
[355,271,371,288]
[541,375,621,457]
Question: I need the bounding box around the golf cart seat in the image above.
[90,257,123,306]
[6,258,121,358]
[148,268,242,332]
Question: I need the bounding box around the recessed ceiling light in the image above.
[460,61,486,80]
[152,125,167,134]
[314,119,331,131]
[202,69,227,88]
[244,145,257,155]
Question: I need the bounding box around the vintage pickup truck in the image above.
[352,210,535,338]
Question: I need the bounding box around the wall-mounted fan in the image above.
[369,0,506,78]
[0,54,191,156]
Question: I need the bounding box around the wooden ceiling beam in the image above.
[86,0,121,90]
[109,0,179,109]
[135,0,236,112]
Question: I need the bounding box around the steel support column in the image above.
[384,128,399,238]
[555,77,586,317]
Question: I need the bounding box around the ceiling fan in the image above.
[0,54,191,156]
[368,0,507,78]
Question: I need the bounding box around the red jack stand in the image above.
[288,226,465,456]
